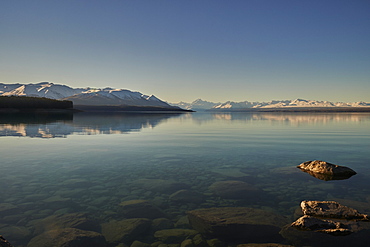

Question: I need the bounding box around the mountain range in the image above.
[0,82,178,109]
[1,82,369,111]
[172,98,370,110]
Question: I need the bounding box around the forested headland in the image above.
[0,96,73,110]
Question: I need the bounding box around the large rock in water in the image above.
[297,160,356,180]
[281,200,370,246]
[300,200,369,220]
[187,207,289,243]
[208,181,260,199]
[291,215,352,235]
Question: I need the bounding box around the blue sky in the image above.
[1,0,369,103]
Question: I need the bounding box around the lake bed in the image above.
[1,112,370,246]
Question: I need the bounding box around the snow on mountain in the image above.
[0,82,176,108]
[214,101,260,109]
[0,83,22,94]
[1,82,85,99]
[64,88,173,107]
[172,99,219,110]
[175,98,370,110]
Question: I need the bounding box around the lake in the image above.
[1,112,370,247]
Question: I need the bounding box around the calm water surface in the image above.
[1,112,369,246]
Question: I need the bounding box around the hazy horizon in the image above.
[1,1,369,103]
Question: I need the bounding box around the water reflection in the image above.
[0,112,184,138]
[1,112,370,138]
[189,112,370,126]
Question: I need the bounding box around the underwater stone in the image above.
[187,207,289,242]
[151,218,174,232]
[180,238,194,247]
[208,181,260,199]
[119,200,167,219]
[32,213,101,235]
[27,228,106,247]
[154,229,198,244]
[131,240,151,247]
[102,218,151,244]
[132,179,190,194]
[169,190,205,204]
[174,216,190,229]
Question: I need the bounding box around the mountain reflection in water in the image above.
[1,112,369,138]
[0,112,183,138]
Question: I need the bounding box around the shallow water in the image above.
[1,112,370,246]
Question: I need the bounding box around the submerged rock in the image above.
[187,207,289,243]
[154,229,198,244]
[101,218,151,244]
[169,190,205,204]
[208,181,260,200]
[132,179,190,194]
[300,200,369,221]
[151,218,174,232]
[32,213,101,235]
[119,200,167,219]
[27,228,106,247]
[297,160,356,180]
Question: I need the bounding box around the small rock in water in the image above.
[297,160,356,180]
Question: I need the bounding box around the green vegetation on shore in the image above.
[0,96,73,109]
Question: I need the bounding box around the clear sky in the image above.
[1,0,369,103]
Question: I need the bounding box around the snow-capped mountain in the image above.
[1,82,86,99]
[173,99,220,110]
[63,88,173,107]
[173,98,370,110]
[0,82,176,108]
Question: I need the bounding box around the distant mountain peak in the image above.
[171,98,370,110]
